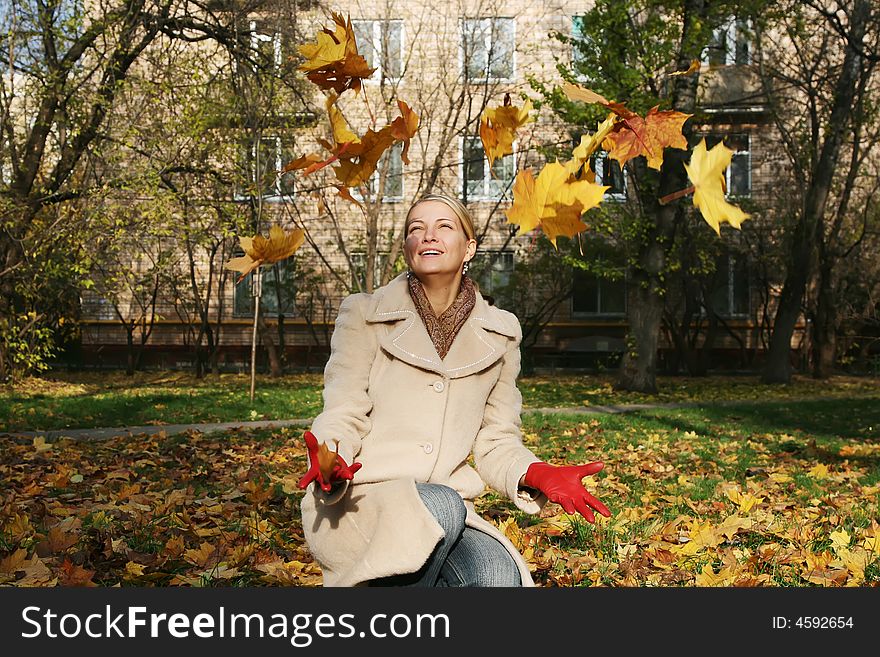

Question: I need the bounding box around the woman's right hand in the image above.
[297,430,362,492]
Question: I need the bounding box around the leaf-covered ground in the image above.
[3,371,878,431]
[2,396,877,587]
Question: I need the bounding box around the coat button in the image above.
[423,443,433,454]
[432,380,445,392]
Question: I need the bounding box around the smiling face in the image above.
[404,200,477,281]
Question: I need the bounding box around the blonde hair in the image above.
[405,193,477,242]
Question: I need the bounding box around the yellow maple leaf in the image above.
[684,138,750,234]
[695,563,740,586]
[565,114,617,177]
[224,225,305,284]
[506,161,608,247]
[298,12,375,94]
[667,59,701,77]
[829,529,851,553]
[480,95,534,169]
[124,561,146,577]
[808,463,830,479]
[327,96,361,146]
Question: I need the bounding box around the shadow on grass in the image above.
[640,397,880,442]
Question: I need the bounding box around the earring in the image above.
[462,261,470,275]
[405,269,413,280]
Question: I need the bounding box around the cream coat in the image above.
[301,272,547,587]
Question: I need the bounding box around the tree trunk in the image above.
[762,0,869,383]
[615,0,705,392]
[617,267,663,393]
[812,260,837,378]
[257,313,282,377]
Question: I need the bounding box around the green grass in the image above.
[2,370,878,433]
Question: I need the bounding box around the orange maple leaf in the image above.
[316,439,340,483]
[506,161,608,247]
[389,100,420,164]
[480,94,534,169]
[602,106,691,169]
[59,557,97,587]
[298,12,375,95]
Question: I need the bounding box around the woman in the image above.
[298,193,610,587]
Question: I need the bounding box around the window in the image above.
[592,152,626,200]
[572,267,626,316]
[233,259,296,318]
[80,291,117,321]
[462,136,515,200]
[570,16,598,72]
[703,134,750,197]
[240,137,296,199]
[469,250,514,298]
[704,18,750,66]
[250,20,282,71]
[362,142,404,200]
[461,17,515,82]
[349,251,390,291]
[707,253,749,317]
[351,19,404,81]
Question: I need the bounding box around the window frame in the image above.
[468,249,515,298]
[460,135,516,201]
[702,17,751,66]
[354,141,405,202]
[705,252,750,319]
[571,266,627,318]
[232,257,297,319]
[592,152,627,201]
[460,17,516,83]
[236,135,296,201]
[351,18,405,83]
[250,20,282,72]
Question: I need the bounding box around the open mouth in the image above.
[419,250,443,256]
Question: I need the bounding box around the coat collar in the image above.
[364,272,517,378]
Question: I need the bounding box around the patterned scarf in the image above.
[407,274,476,359]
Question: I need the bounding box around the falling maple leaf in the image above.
[683,138,750,235]
[506,161,608,247]
[332,125,398,187]
[224,224,305,284]
[667,59,701,77]
[602,106,691,169]
[297,12,375,95]
[287,100,418,190]
[565,113,617,177]
[480,94,534,169]
[562,82,637,120]
[389,100,419,164]
[563,82,690,170]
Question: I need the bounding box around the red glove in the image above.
[523,461,611,523]
[297,430,362,493]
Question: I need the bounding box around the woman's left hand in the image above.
[522,461,611,523]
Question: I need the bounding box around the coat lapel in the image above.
[365,273,518,378]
